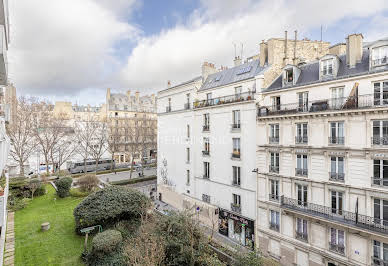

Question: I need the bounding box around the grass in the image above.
[15,185,86,266]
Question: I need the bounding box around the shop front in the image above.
[218,208,254,249]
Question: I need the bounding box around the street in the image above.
[98,167,156,183]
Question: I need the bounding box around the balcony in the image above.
[329,242,345,255]
[231,124,241,131]
[269,193,279,202]
[295,231,308,242]
[193,91,254,109]
[269,137,279,144]
[202,150,210,156]
[231,203,241,213]
[295,168,308,177]
[372,177,388,187]
[280,195,388,235]
[371,256,388,266]
[372,56,388,67]
[231,150,241,159]
[269,222,279,232]
[184,103,191,110]
[295,136,308,144]
[372,136,388,146]
[203,125,210,132]
[329,136,345,145]
[257,93,388,117]
[165,106,171,113]
[202,194,211,203]
[269,165,279,174]
[329,172,345,182]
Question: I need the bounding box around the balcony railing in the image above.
[231,203,241,213]
[280,195,388,235]
[329,172,345,182]
[295,231,308,242]
[231,150,241,159]
[269,137,279,144]
[295,136,308,144]
[295,168,308,176]
[371,256,388,266]
[257,93,388,117]
[269,193,279,202]
[232,180,240,187]
[329,242,345,255]
[269,165,279,173]
[203,125,210,132]
[194,91,254,109]
[269,222,280,231]
[231,124,241,130]
[329,136,345,145]
[372,136,388,146]
[372,177,388,187]
[202,150,210,156]
[166,106,171,112]
[202,194,211,203]
[184,103,190,110]
[372,57,388,67]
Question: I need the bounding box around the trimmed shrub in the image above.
[77,174,99,192]
[110,175,156,186]
[92,230,122,255]
[34,184,46,196]
[8,197,31,211]
[73,186,150,233]
[54,177,72,198]
[69,188,90,198]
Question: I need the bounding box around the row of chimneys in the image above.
[106,88,156,104]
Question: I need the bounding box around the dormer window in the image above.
[372,46,388,67]
[322,59,334,75]
[285,68,293,83]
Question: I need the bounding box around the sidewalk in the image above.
[3,212,14,266]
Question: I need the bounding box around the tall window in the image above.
[330,228,345,254]
[373,120,388,145]
[186,148,190,163]
[203,113,210,131]
[270,152,279,173]
[297,92,308,112]
[269,124,279,143]
[232,138,241,158]
[206,93,212,102]
[296,218,308,241]
[235,86,242,97]
[297,184,307,206]
[232,166,241,186]
[270,179,279,201]
[373,240,388,265]
[203,162,210,178]
[296,123,308,144]
[187,124,190,138]
[372,46,388,66]
[233,193,241,206]
[374,81,388,106]
[331,191,343,215]
[322,58,334,75]
[270,210,280,231]
[374,198,388,226]
[203,137,210,155]
[330,157,344,181]
[330,87,344,109]
[373,159,388,186]
[232,110,241,129]
[329,122,344,144]
[296,154,308,176]
[272,96,281,111]
[186,170,190,185]
[186,93,190,104]
[167,98,171,112]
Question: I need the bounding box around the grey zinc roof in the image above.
[199,59,267,91]
[266,49,388,92]
[158,76,202,93]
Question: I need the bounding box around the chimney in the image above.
[329,43,346,56]
[259,40,268,67]
[346,33,363,68]
[284,30,288,64]
[151,94,156,104]
[202,61,217,82]
[293,30,297,65]
[135,91,139,102]
[126,90,131,99]
[106,88,111,101]
[167,80,171,88]
[233,56,242,67]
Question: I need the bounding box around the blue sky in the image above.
[8,0,388,105]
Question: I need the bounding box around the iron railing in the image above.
[202,194,211,203]
[329,172,345,182]
[372,57,388,67]
[269,193,279,202]
[371,256,388,266]
[295,168,308,176]
[329,136,345,145]
[280,195,388,235]
[194,91,254,109]
[231,123,241,130]
[372,136,388,146]
[371,177,388,187]
[295,136,308,144]
[295,231,308,242]
[329,242,345,255]
[269,137,279,144]
[257,93,388,117]
[231,203,241,213]
[269,165,279,173]
[203,125,210,132]
[202,150,210,156]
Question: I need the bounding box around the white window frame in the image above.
[373,240,388,264]
[233,193,241,206]
[331,190,343,215]
[186,147,190,162]
[373,81,388,106]
[297,92,309,112]
[204,162,210,178]
[330,121,344,144]
[322,58,334,75]
[270,210,280,230]
[269,179,279,201]
[296,154,308,176]
[232,166,241,186]
[296,184,308,206]
[330,228,345,254]
[296,218,308,240]
[270,124,279,143]
[374,198,388,225]
[270,152,280,172]
[296,123,308,143]
[232,110,241,127]
[186,170,190,185]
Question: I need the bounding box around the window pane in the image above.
[338,157,344,173]
[375,199,381,220]
[331,157,336,172]
[330,228,336,243]
[338,230,344,245]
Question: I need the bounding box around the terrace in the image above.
[194,91,254,109]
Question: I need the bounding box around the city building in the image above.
[255,34,388,265]
[157,33,328,248]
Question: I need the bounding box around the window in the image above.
[331,191,343,215]
[296,123,308,144]
[203,162,210,178]
[297,92,308,112]
[269,124,279,143]
[186,148,190,163]
[296,218,308,241]
[235,86,242,97]
[186,170,190,185]
[297,184,307,206]
[167,98,171,112]
[186,93,190,104]
[285,68,293,83]
[187,124,190,138]
[372,46,388,66]
[270,210,280,231]
[203,113,210,131]
[374,81,388,106]
[270,152,279,173]
[322,58,334,75]
[269,179,279,201]
[374,198,388,226]
[232,166,241,186]
[232,138,241,158]
[373,120,388,145]
[296,154,308,176]
[233,194,241,206]
[373,240,388,265]
[373,159,388,186]
[272,96,281,111]
[232,110,241,129]
[203,137,210,155]
[329,122,344,144]
[330,157,344,181]
[330,87,344,109]
[206,93,212,105]
[330,228,345,254]
[202,194,210,203]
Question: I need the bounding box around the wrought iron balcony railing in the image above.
[295,231,308,242]
[194,91,254,109]
[231,203,241,213]
[202,150,210,156]
[269,193,279,202]
[329,172,345,182]
[295,168,308,176]
[329,242,345,255]
[202,194,211,203]
[231,123,241,130]
[280,195,388,235]
[295,136,308,144]
[372,57,388,67]
[372,136,388,146]
[269,137,279,144]
[372,177,388,187]
[203,125,210,132]
[329,136,345,145]
[371,256,388,266]
[269,165,279,173]
[269,222,279,231]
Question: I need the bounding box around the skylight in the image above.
[236,66,252,75]
[215,75,222,82]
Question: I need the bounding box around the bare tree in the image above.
[89,119,108,173]
[124,117,142,179]
[50,130,77,173]
[6,97,37,176]
[138,114,157,175]
[107,116,121,171]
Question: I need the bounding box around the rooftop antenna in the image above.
[233,43,237,58]
[320,25,323,53]
[241,43,244,60]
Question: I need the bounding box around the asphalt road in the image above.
[98,167,156,182]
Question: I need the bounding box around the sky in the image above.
[7,0,388,105]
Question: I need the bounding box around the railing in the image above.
[329,136,345,145]
[202,150,210,156]
[203,125,210,132]
[329,242,345,255]
[258,93,388,117]
[269,193,279,202]
[184,103,190,110]
[280,195,388,235]
[232,180,240,186]
[269,165,279,173]
[231,124,241,130]
[372,57,388,67]
[295,136,308,144]
[231,151,241,159]
[269,222,279,231]
[295,168,308,176]
[372,136,388,146]
[371,177,388,187]
[202,194,211,203]
[329,172,345,182]
[166,106,171,112]
[194,91,255,109]
[269,137,279,144]
[295,231,308,242]
[371,256,388,266]
[231,203,241,213]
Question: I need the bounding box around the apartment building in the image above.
[157,34,328,248]
[255,34,388,266]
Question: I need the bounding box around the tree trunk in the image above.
[111,153,114,171]
[45,155,50,175]
[130,156,134,179]
[19,161,24,176]
[95,160,98,173]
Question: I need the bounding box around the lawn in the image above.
[14,185,86,266]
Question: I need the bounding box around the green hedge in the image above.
[54,177,73,198]
[110,175,156,186]
[92,230,123,255]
